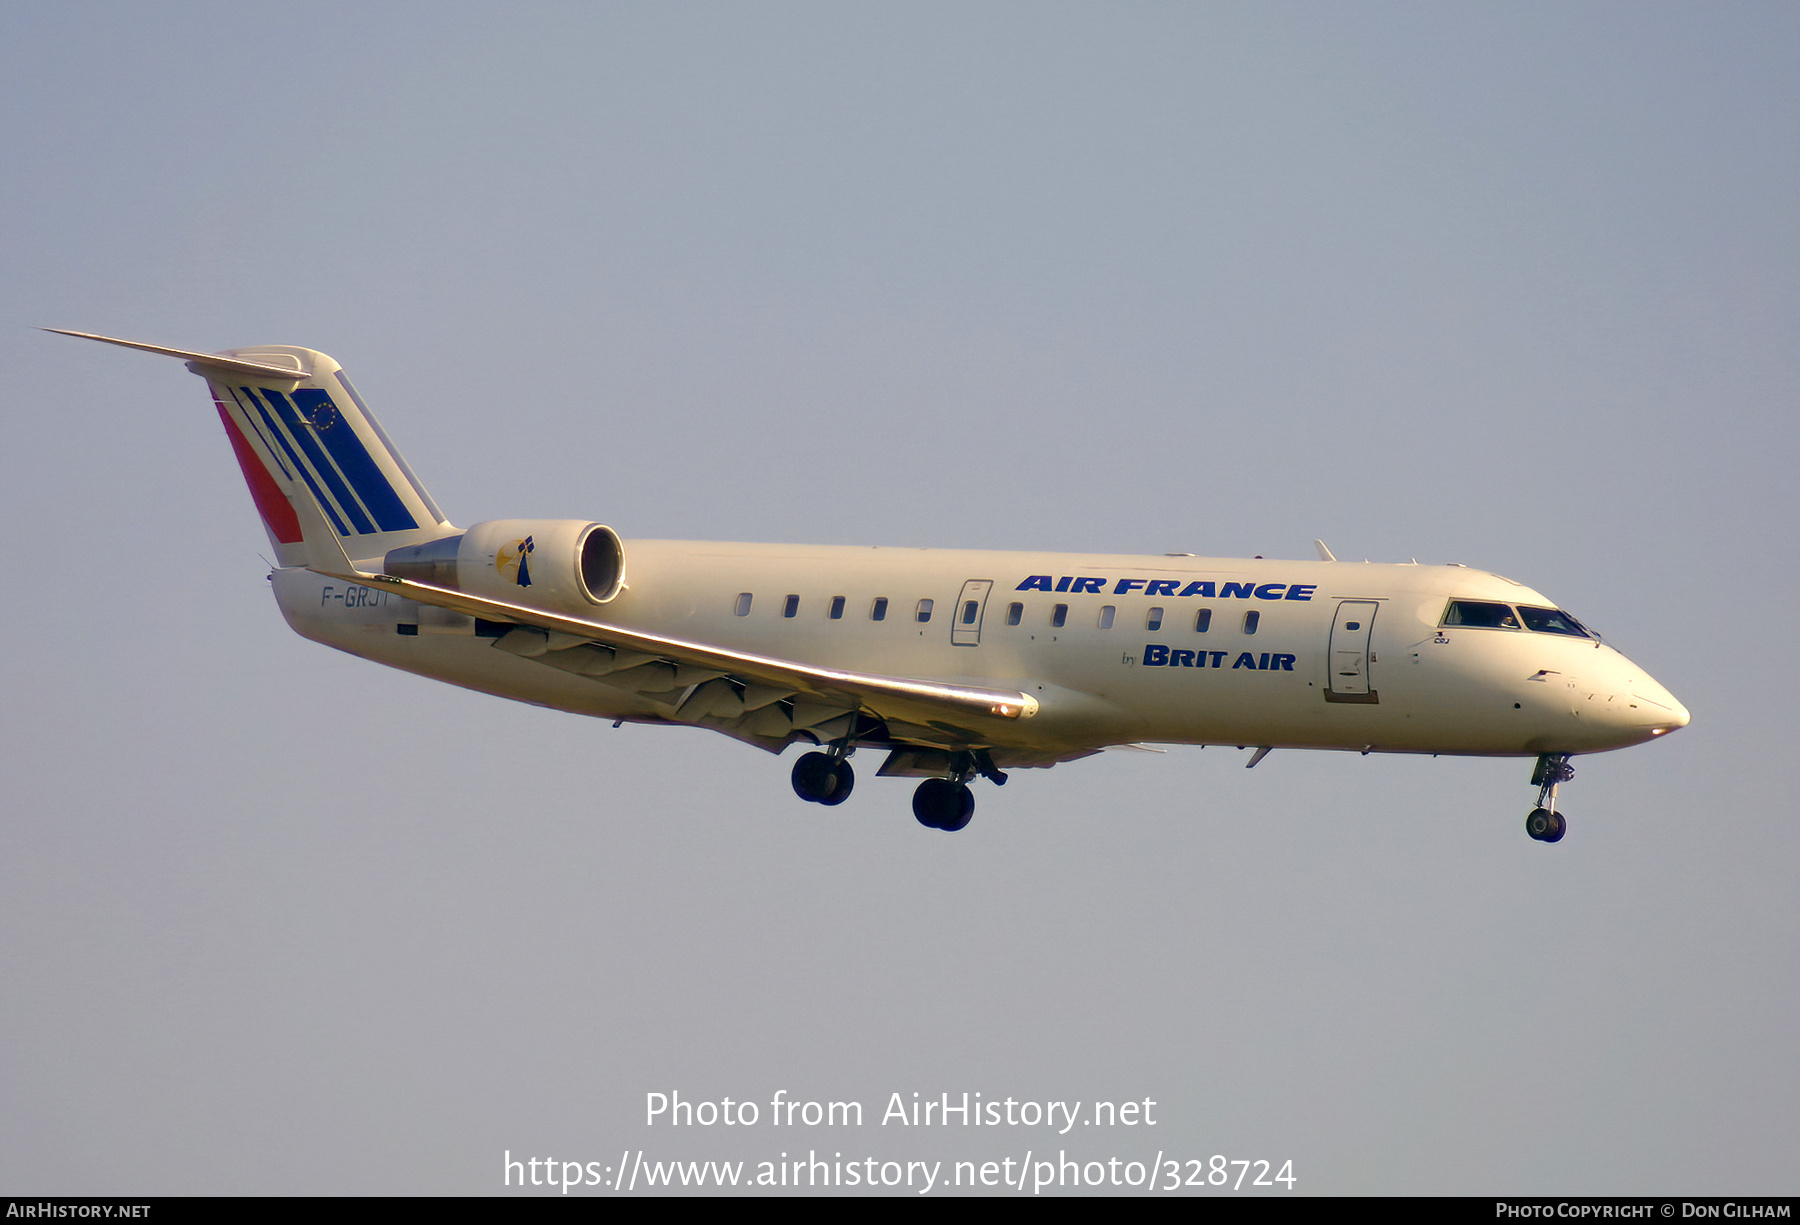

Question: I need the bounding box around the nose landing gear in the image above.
[1526,753,1574,843]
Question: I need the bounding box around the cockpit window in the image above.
[1518,606,1593,638]
[1442,600,1521,630]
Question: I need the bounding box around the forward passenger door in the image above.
[1326,600,1379,702]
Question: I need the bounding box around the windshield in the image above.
[1442,600,1520,629]
[1441,600,1600,641]
[1518,606,1594,639]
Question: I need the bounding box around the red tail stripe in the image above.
[214,396,304,544]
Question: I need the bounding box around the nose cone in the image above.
[1617,663,1689,742]
[1632,677,1690,737]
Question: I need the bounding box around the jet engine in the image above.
[382,519,625,611]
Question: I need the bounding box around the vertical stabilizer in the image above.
[48,331,454,568]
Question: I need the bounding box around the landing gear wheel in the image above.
[817,758,854,806]
[792,752,848,804]
[1526,807,1555,841]
[913,778,974,831]
[1543,810,1566,842]
[941,785,975,832]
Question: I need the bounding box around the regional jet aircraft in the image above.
[52,331,1689,840]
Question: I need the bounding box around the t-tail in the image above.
[47,330,454,568]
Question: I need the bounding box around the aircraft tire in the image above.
[940,784,975,832]
[818,758,855,806]
[791,752,838,803]
[913,778,973,831]
[913,779,948,828]
[1526,807,1555,841]
[1543,811,1566,842]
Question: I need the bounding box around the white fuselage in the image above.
[272,542,1689,765]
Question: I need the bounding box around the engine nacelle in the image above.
[384,519,625,611]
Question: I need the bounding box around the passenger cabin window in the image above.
[961,600,979,625]
[1519,606,1592,638]
[829,596,845,620]
[1243,610,1260,634]
[734,592,753,617]
[783,594,799,618]
[1146,607,1164,631]
[1443,600,1521,630]
[1051,604,1068,628]
[916,598,933,623]
[1098,605,1116,629]
[1194,608,1212,633]
[1006,602,1023,626]
[871,597,888,621]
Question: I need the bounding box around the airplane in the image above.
[50,329,1690,841]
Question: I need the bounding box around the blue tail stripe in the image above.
[226,387,293,481]
[253,387,374,535]
[292,388,419,532]
[242,389,350,536]
[334,372,444,525]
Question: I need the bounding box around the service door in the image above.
[951,579,993,646]
[1327,600,1379,701]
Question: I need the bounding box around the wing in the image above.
[315,561,1038,750]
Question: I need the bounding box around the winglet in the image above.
[1314,539,1337,562]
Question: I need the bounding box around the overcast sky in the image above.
[2,1,1795,1196]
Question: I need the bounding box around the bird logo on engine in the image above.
[496,536,535,587]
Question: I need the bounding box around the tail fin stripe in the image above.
[227,386,295,481]
[291,388,419,532]
[254,386,378,535]
[334,372,445,526]
[246,386,354,536]
[242,386,350,535]
[212,398,304,544]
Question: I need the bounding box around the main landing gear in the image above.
[791,745,1006,832]
[912,778,974,831]
[913,750,1007,833]
[1526,753,1574,843]
[791,749,854,806]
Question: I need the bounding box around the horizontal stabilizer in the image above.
[44,329,315,381]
